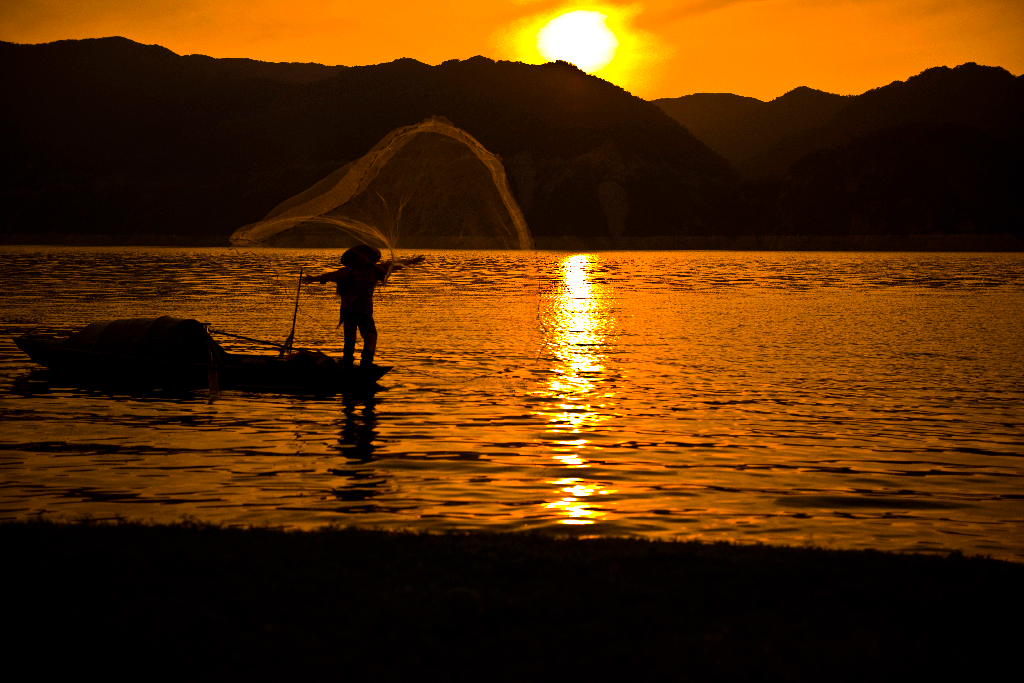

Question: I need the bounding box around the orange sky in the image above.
[2,1,1021,100]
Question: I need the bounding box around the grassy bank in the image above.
[4,521,1021,680]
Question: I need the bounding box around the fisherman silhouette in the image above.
[302,245,422,368]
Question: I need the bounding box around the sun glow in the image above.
[496,5,668,97]
[536,10,618,73]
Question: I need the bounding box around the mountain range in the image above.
[1,37,1021,248]
[661,62,1023,243]
[0,36,732,246]
[654,63,1023,179]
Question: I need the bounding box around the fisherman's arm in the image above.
[302,267,347,284]
[379,255,425,273]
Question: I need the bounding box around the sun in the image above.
[536,10,619,73]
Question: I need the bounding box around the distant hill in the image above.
[656,63,1023,245]
[776,122,1023,236]
[179,55,348,84]
[0,37,735,245]
[0,36,349,84]
[655,63,1023,179]
[655,87,849,177]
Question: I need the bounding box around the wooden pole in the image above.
[280,268,302,357]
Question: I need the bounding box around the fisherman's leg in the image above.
[341,313,357,367]
[358,316,378,367]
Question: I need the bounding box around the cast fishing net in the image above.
[229,116,534,252]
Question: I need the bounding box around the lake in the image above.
[1,246,1022,561]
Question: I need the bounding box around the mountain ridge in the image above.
[1,37,735,243]
[653,62,1022,243]
[655,62,1022,178]
[2,38,1020,247]
[1,36,350,83]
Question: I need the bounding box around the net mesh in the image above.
[230,116,534,251]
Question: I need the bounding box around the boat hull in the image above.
[14,334,390,393]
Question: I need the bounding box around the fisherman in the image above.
[302,245,422,368]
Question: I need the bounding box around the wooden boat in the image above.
[13,316,389,393]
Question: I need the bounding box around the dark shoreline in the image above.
[4,521,1020,679]
[1,232,1022,251]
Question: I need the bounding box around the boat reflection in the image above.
[535,254,617,525]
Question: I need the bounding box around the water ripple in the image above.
[1,247,1022,560]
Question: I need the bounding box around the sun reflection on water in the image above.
[545,477,619,525]
[535,254,618,524]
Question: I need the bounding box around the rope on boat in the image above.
[206,328,285,349]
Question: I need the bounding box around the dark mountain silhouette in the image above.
[2,39,1020,248]
[768,63,1023,180]
[655,88,849,177]
[775,122,1023,236]
[656,63,1023,179]
[179,55,347,84]
[0,37,735,245]
[658,63,1023,246]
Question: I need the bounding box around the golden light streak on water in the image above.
[537,254,620,523]
[545,478,619,524]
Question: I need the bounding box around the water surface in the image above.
[1,247,1021,560]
